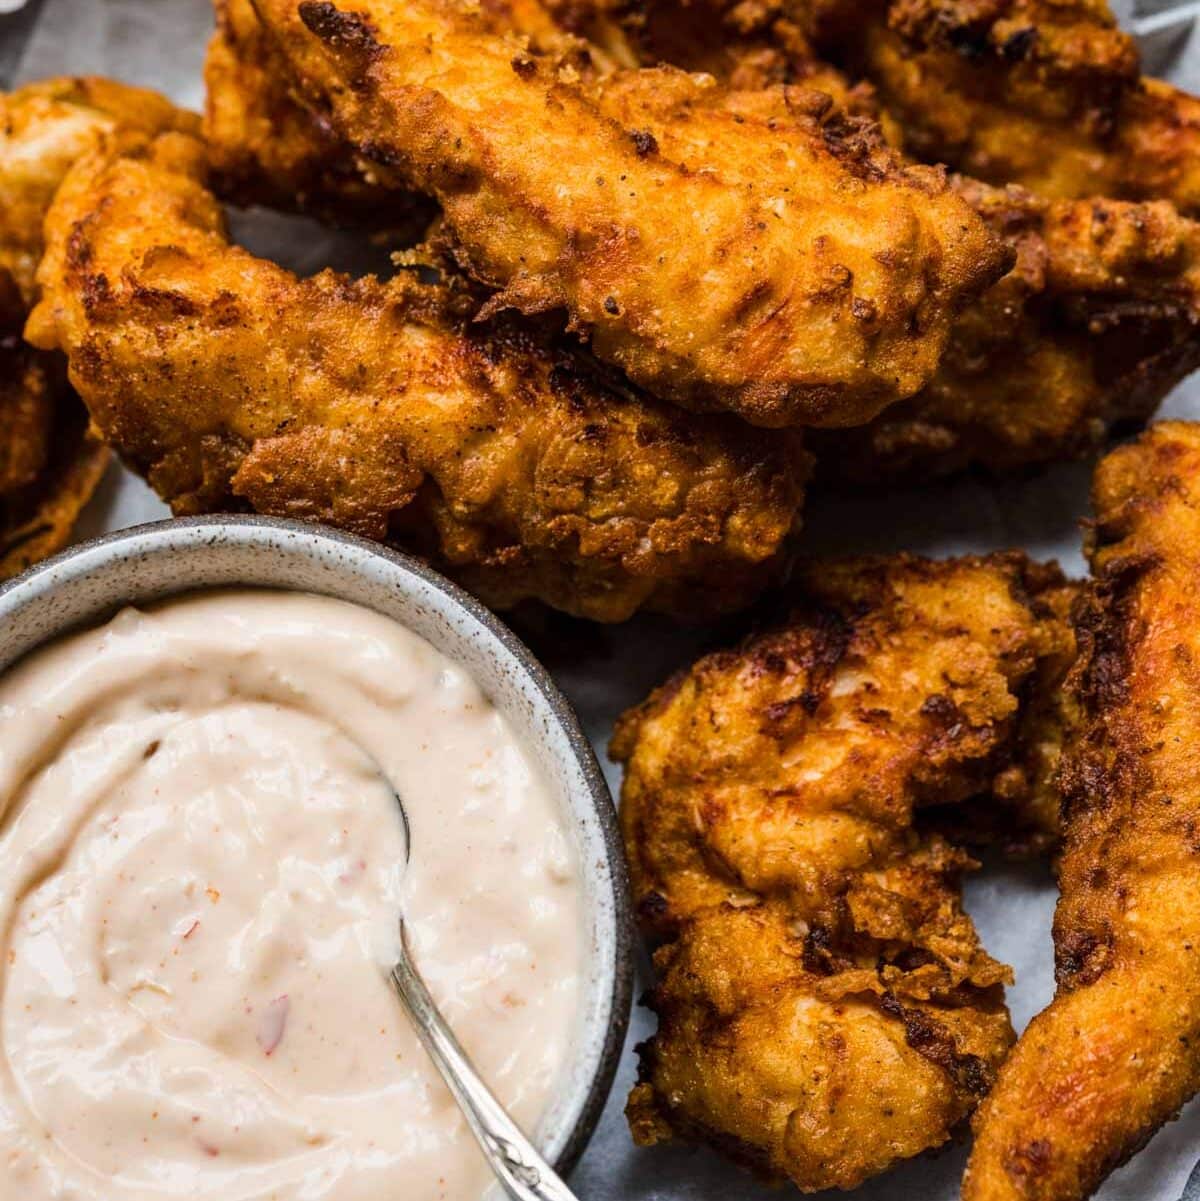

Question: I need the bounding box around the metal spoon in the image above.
[389,917,581,1201]
[376,767,577,1201]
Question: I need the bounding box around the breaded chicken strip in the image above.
[522,4,1200,479]
[27,135,808,621]
[204,0,1195,481]
[599,61,1200,480]
[630,898,1010,1190]
[0,78,190,575]
[208,0,902,219]
[799,0,1200,214]
[206,0,575,224]
[1,77,199,306]
[0,283,107,581]
[246,0,1010,428]
[816,181,1200,481]
[205,0,415,225]
[0,331,108,581]
[612,553,1075,1190]
[964,422,1200,1201]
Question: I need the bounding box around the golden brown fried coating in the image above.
[612,553,1076,1189]
[205,0,414,225]
[873,0,1137,110]
[0,293,107,581]
[0,79,175,576]
[964,422,1200,1201]
[547,3,1200,479]
[1,77,199,306]
[247,0,1010,429]
[815,181,1200,481]
[0,350,109,582]
[628,898,1012,1190]
[205,0,573,224]
[934,563,1079,854]
[802,0,1200,214]
[550,0,905,139]
[0,336,52,498]
[27,135,808,622]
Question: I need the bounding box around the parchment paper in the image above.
[9,2,1200,1196]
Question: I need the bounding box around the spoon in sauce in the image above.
[389,919,582,1201]
[385,786,581,1201]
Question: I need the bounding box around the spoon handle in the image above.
[389,922,581,1201]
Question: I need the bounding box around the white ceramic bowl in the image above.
[0,514,633,1174]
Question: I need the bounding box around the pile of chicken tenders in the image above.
[7,0,1200,1197]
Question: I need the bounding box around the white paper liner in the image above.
[9,3,1200,1197]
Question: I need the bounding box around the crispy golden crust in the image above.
[808,0,1200,214]
[930,566,1079,855]
[881,0,1136,97]
[815,182,1200,481]
[0,79,170,577]
[626,898,1013,1189]
[612,553,1075,1190]
[550,0,906,140]
[27,135,808,621]
[0,327,108,582]
[0,77,199,307]
[1105,80,1200,216]
[248,0,1010,429]
[542,5,1198,478]
[0,337,52,496]
[205,0,427,227]
[964,422,1200,1201]
[205,0,575,225]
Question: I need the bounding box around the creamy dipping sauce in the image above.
[0,591,582,1201]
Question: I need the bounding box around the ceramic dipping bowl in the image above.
[0,514,634,1175]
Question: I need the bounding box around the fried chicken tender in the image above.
[205,0,419,226]
[1,77,199,306]
[628,898,1011,1190]
[800,0,1200,214]
[571,60,1180,481]
[26,134,808,621]
[815,181,1200,481]
[964,422,1200,1201]
[0,78,186,576]
[205,0,573,224]
[560,2,1200,479]
[246,0,1011,428]
[0,287,107,581]
[612,553,1076,1189]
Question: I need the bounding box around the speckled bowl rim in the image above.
[0,514,634,1178]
